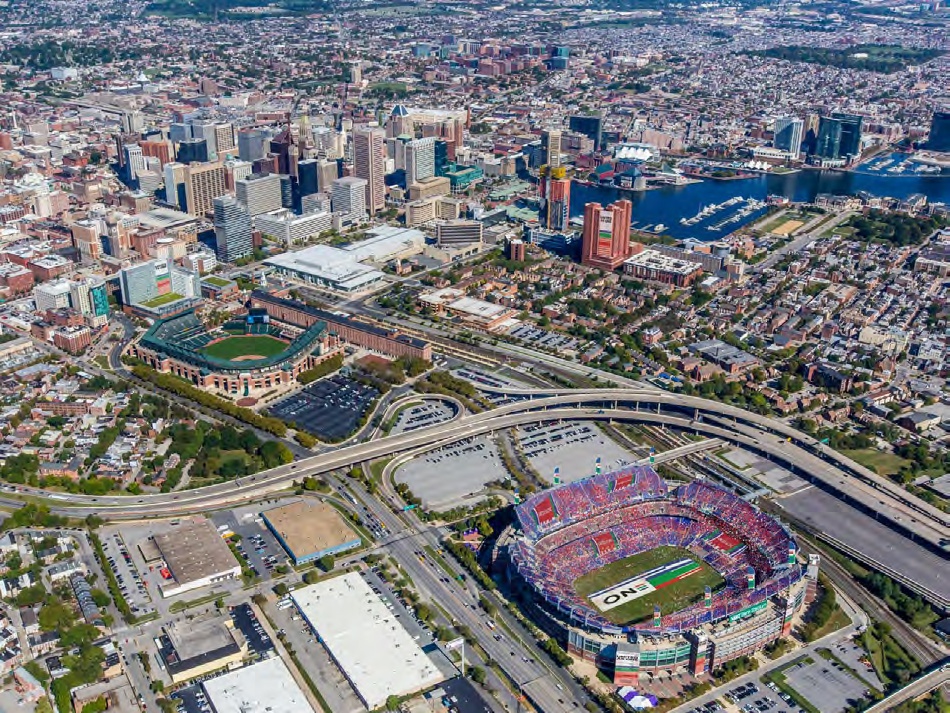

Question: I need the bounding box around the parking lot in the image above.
[453,367,518,391]
[516,422,634,483]
[782,650,876,712]
[721,680,797,713]
[394,436,507,509]
[101,531,155,619]
[506,324,579,354]
[391,401,456,435]
[269,375,379,441]
[210,509,286,581]
[230,603,274,656]
[169,682,209,713]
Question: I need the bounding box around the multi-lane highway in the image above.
[14,388,947,543]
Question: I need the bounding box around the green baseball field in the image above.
[201,335,289,361]
[574,546,724,625]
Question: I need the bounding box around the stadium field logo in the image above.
[590,559,701,612]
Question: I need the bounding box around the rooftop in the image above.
[292,574,443,709]
[153,518,239,588]
[164,617,242,664]
[202,657,313,713]
[262,500,359,561]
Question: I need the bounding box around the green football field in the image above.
[573,546,724,625]
[202,335,288,361]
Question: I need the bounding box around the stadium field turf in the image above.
[201,335,288,360]
[573,546,724,625]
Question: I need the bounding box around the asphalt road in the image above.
[346,475,587,713]
[11,389,946,549]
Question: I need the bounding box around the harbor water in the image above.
[569,154,950,240]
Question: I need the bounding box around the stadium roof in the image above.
[202,657,313,713]
[292,574,443,708]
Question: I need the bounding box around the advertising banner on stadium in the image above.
[589,559,700,612]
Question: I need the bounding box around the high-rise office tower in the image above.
[191,121,219,159]
[405,137,436,186]
[581,200,633,271]
[169,123,192,144]
[569,115,603,151]
[214,196,253,263]
[224,159,254,190]
[124,145,146,181]
[183,163,227,216]
[176,138,209,164]
[278,174,294,210]
[235,173,282,216]
[353,127,386,215]
[297,159,319,197]
[773,117,804,158]
[317,159,338,193]
[541,129,562,168]
[815,114,863,160]
[238,128,268,162]
[140,140,172,166]
[927,108,950,152]
[539,166,571,232]
[163,162,188,209]
[332,176,368,217]
[269,127,294,176]
[434,139,449,176]
[837,114,862,158]
[214,123,236,156]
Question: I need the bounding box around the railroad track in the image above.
[798,536,945,667]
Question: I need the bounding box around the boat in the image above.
[654,223,667,233]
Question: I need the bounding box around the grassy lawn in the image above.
[369,81,408,93]
[573,546,723,625]
[204,275,232,287]
[822,224,856,238]
[141,291,184,308]
[202,335,288,360]
[842,448,910,476]
[759,211,806,233]
[369,457,393,484]
[810,605,851,640]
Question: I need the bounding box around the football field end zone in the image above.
[589,559,701,612]
[574,546,725,626]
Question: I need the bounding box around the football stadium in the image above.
[131,306,343,396]
[503,466,817,685]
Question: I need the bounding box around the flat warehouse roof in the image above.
[263,500,359,561]
[153,518,238,586]
[292,574,443,709]
[202,657,313,713]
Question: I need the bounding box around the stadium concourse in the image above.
[500,466,816,686]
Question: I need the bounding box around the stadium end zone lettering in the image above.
[588,559,698,612]
[590,578,656,612]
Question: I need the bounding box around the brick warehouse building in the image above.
[250,290,432,362]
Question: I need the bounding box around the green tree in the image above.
[318,554,335,572]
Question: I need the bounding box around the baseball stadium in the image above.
[503,466,816,685]
[131,306,342,397]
